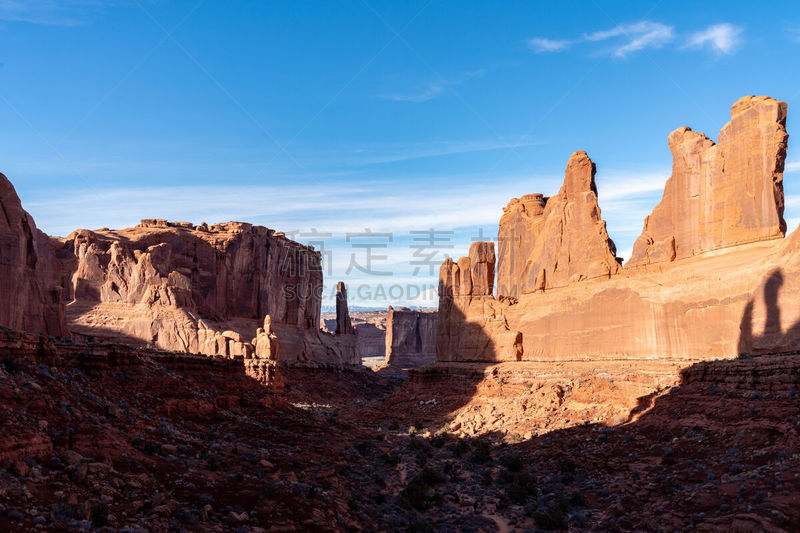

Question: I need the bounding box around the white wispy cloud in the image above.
[378,69,485,103]
[530,20,743,58]
[527,37,572,53]
[785,161,800,173]
[0,0,116,26]
[595,171,668,201]
[585,21,674,57]
[682,23,742,54]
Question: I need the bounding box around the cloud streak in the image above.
[527,37,572,53]
[529,21,742,58]
[682,23,742,54]
[378,69,486,103]
[0,0,116,26]
[585,21,674,57]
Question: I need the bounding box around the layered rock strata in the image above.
[384,307,437,368]
[439,96,798,362]
[57,220,358,364]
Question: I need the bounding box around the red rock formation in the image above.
[0,173,67,337]
[384,306,437,368]
[335,281,355,335]
[437,242,522,362]
[56,220,357,364]
[438,96,798,362]
[628,95,788,267]
[497,151,620,299]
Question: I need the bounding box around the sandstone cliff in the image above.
[628,95,788,267]
[384,307,437,368]
[439,96,797,362]
[56,219,358,364]
[497,151,620,299]
[437,242,523,362]
[0,174,67,337]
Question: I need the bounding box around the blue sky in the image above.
[2,1,800,308]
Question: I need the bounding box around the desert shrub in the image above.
[569,490,587,507]
[451,438,470,457]
[400,476,429,510]
[430,431,448,448]
[500,454,524,473]
[415,451,428,468]
[354,440,372,456]
[406,517,435,533]
[534,500,569,530]
[382,452,400,466]
[502,470,537,505]
[470,439,492,464]
[418,467,444,485]
[400,468,444,510]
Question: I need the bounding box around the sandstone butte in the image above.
[439,95,800,362]
[384,306,437,368]
[0,179,359,367]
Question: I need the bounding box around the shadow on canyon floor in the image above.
[347,268,800,530]
[363,355,800,531]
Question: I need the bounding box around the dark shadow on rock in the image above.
[738,268,800,356]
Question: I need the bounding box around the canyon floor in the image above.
[0,330,798,532]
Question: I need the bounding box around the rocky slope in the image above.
[1,326,797,532]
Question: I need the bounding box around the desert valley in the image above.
[0,93,798,532]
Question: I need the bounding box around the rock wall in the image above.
[438,95,799,362]
[0,174,67,337]
[497,151,621,299]
[437,242,522,362]
[56,219,358,364]
[384,307,437,368]
[628,95,788,267]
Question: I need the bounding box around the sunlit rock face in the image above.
[628,95,788,267]
[439,96,799,362]
[59,219,358,364]
[497,151,621,300]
